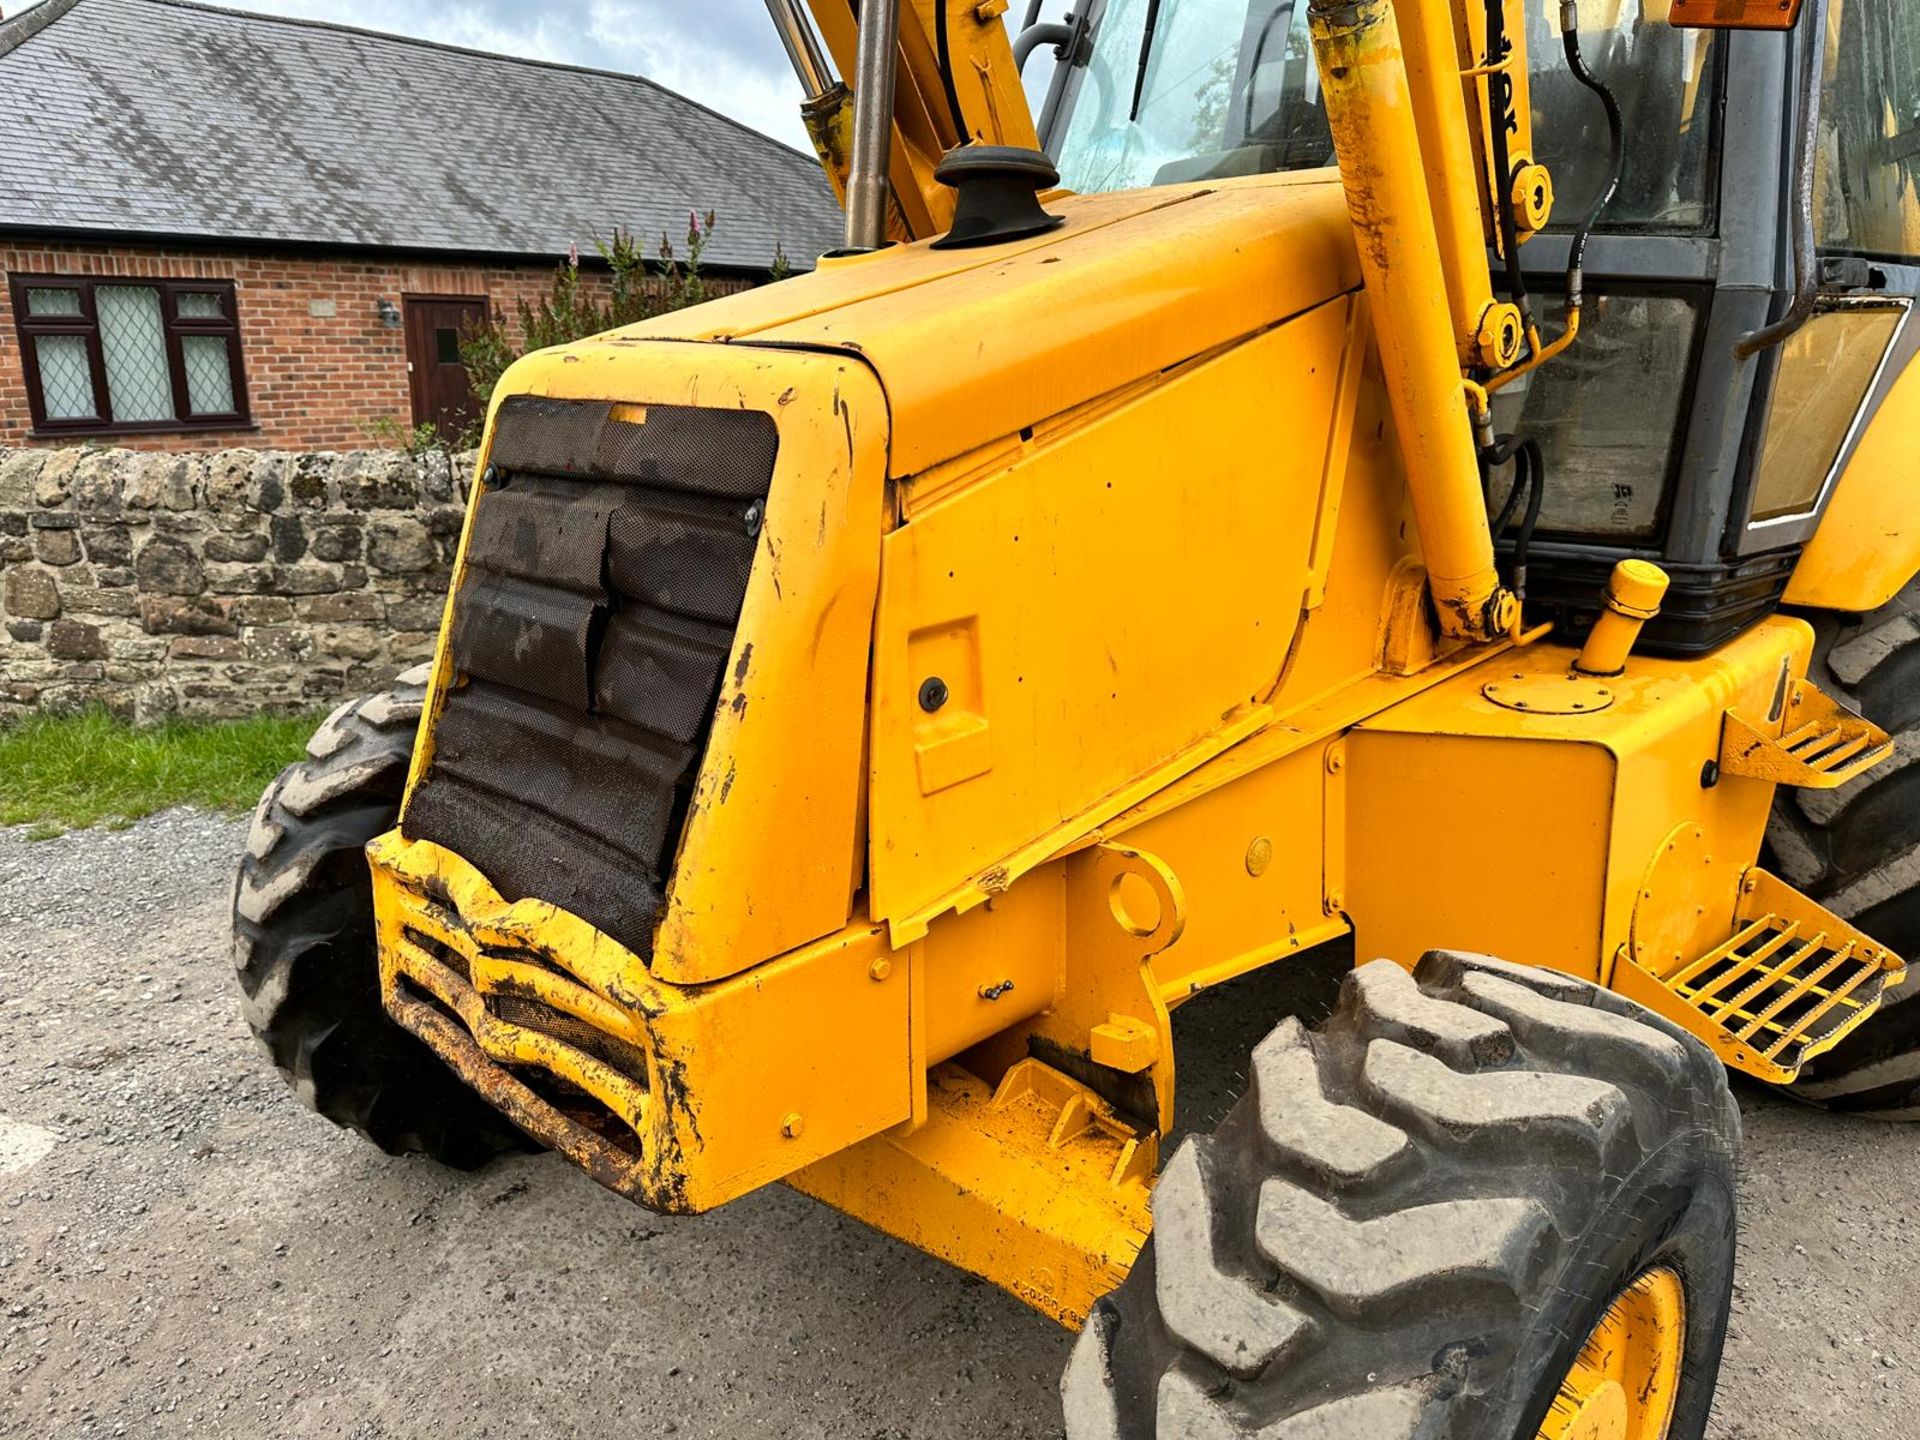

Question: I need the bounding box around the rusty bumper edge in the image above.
[386,987,669,1208]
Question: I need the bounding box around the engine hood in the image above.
[622,170,1362,478]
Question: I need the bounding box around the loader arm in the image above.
[777,0,1044,242]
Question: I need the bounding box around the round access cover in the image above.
[1481,672,1616,715]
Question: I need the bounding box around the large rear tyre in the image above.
[232,667,532,1168]
[1061,952,1739,1439]
[1772,578,1920,1115]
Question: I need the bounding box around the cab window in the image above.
[1052,0,1722,234]
[1815,0,1920,261]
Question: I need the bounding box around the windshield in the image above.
[1050,0,1721,230]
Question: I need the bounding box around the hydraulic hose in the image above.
[1481,1,1624,395]
[1509,437,1544,604]
[1482,433,1545,603]
[935,0,971,141]
[1560,0,1624,314]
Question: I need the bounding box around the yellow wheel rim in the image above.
[1535,1266,1687,1440]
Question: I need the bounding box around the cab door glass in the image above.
[1524,1,1720,230]
[1815,0,1920,261]
[1054,0,1269,194]
[1488,292,1702,540]
[1750,306,1906,524]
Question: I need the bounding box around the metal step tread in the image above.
[1721,679,1893,788]
[1614,868,1906,1083]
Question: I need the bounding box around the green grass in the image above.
[0,706,321,838]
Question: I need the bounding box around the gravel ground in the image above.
[1,811,1916,1438]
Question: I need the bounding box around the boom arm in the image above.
[768,0,1042,245]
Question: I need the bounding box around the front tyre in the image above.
[1062,952,1739,1439]
[232,666,532,1168]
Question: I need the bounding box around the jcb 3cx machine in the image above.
[233,0,1920,1432]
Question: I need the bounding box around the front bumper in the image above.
[368,831,911,1214]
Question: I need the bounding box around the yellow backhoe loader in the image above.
[231,0,1920,1431]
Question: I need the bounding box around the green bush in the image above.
[460,212,793,424]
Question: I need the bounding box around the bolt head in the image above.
[781,1113,805,1140]
[869,957,894,982]
[1245,836,1274,877]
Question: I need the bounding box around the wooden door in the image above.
[403,295,487,437]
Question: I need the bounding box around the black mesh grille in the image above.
[488,396,778,497]
[404,396,777,957]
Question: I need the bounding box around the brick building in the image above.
[0,0,841,452]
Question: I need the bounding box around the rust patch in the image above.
[387,987,645,1200]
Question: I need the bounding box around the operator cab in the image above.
[1019,0,1919,651]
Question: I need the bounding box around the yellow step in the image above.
[1613,869,1906,1083]
[1720,678,1893,787]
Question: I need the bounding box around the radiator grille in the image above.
[404,396,777,957]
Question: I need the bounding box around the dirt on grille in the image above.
[1,811,1916,1438]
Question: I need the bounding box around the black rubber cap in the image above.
[931,145,1066,251]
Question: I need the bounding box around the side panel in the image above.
[867,297,1355,936]
[654,354,889,983]
[1785,351,1920,613]
[1344,620,1812,983]
[1346,732,1617,980]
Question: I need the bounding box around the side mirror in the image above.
[1668,0,1804,30]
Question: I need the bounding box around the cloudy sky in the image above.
[9,0,824,149]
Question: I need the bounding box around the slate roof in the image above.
[0,0,842,270]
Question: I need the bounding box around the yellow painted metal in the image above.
[1575,560,1673,677]
[1309,0,1514,640]
[866,298,1350,943]
[751,175,1362,480]
[1345,618,1818,987]
[1536,1268,1686,1440]
[1482,304,1581,397]
[1786,347,1920,613]
[1482,671,1617,714]
[1109,743,1352,1010]
[1612,868,1905,1082]
[623,184,1199,350]
[897,0,1041,150]
[787,1060,1156,1329]
[1451,0,1540,250]
[803,0,1041,243]
[1718,675,1893,787]
[451,341,888,987]
[1395,0,1522,367]
[369,833,914,1213]
[917,871,1064,1068]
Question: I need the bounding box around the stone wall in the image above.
[0,445,469,722]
